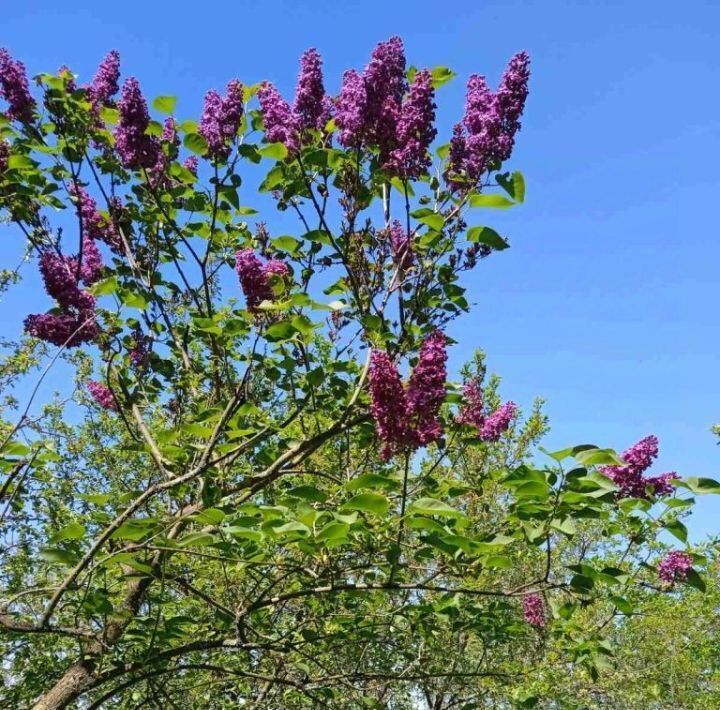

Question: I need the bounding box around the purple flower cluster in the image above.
[481,401,518,442]
[162,117,179,146]
[258,48,331,154]
[129,329,150,367]
[388,220,414,269]
[80,237,104,285]
[199,80,244,161]
[235,249,289,311]
[456,380,485,429]
[25,237,104,348]
[87,380,117,411]
[24,311,99,348]
[386,69,437,178]
[0,48,35,122]
[257,82,299,154]
[406,331,448,446]
[0,139,8,172]
[335,37,404,156]
[456,379,517,442]
[334,38,437,177]
[600,435,680,499]
[335,70,366,148]
[293,48,327,131]
[448,52,530,184]
[369,351,415,460]
[523,594,546,627]
[368,331,448,458]
[115,78,161,170]
[70,185,123,253]
[657,551,693,585]
[88,50,120,111]
[183,156,199,175]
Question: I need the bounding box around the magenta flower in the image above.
[161,117,179,146]
[386,69,437,178]
[657,550,693,585]
[456,379,485,430]
[0,139,8,172]
[235,249,288,311]
[88,50,120,111]
[448,52,530,185]
[115,77,160,170]
[523,594,546,627]
[335,69,367,148]
[129,329,150,367]
[388,220,414,269]
[480,401,518,442]
[183,156,199,175]
[87,380,117,411]
[368,350,414,460]
[70,185,123,254]
[406,331,448,446]
[257,82,299,154]
[38,251,86,310]
[0,48,35,122]
[293,48,327,132]
[199,80,244,161]
[24,311,98,348]
[600,435,679,500]
[79,237,104,285]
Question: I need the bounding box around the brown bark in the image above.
[32,571,154,709]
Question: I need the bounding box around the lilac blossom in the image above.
[293,48,327,131]
[406,331,448,446]
[235,249,288,311]
[87,380,117,411]
[0,48,35,122]
[456,379,485,429]
[388,220,414,269]
[386,69,437,178]
[0,140,8,172]
[335,69,367,148]
[369,350,413,460]
[183,156,199,175]
[257,82,299,154]
[24,310,98,348]
[480,401,518,442]
[523,594,546,627]
[89,50,120,110]
[115,77,160,170]
[199,80,244,161]
[79,237,104,285]
[657,551,693,585]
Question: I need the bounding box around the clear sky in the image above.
[2,0,719,537]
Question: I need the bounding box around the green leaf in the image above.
[664,520,688,543]
[574,448,623,466]
[152,96,177,114]
[684,477,720,494]
[39,547,78,565]
[264,320,296,342]
[341,493,389,516]
[430,66,457,88]
[315,521,350,543]
[409,498,464,519]
[259,142,288,160]
[346,474,400,492]
[178,532,216,547]
[183,133,208,156]
[513,480,550,499]
[685,568,706,592]
[272,236,302,254]
[287,485,328,503]
[49,522,86,543]
[7,154,36,170]
[416,212,444,231]
[609,595,634,614]
[469,193,516,209]
[466,226,509,250]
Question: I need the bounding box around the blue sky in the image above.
[2,1,719,537]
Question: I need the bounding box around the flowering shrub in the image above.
[0,39,715,709]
